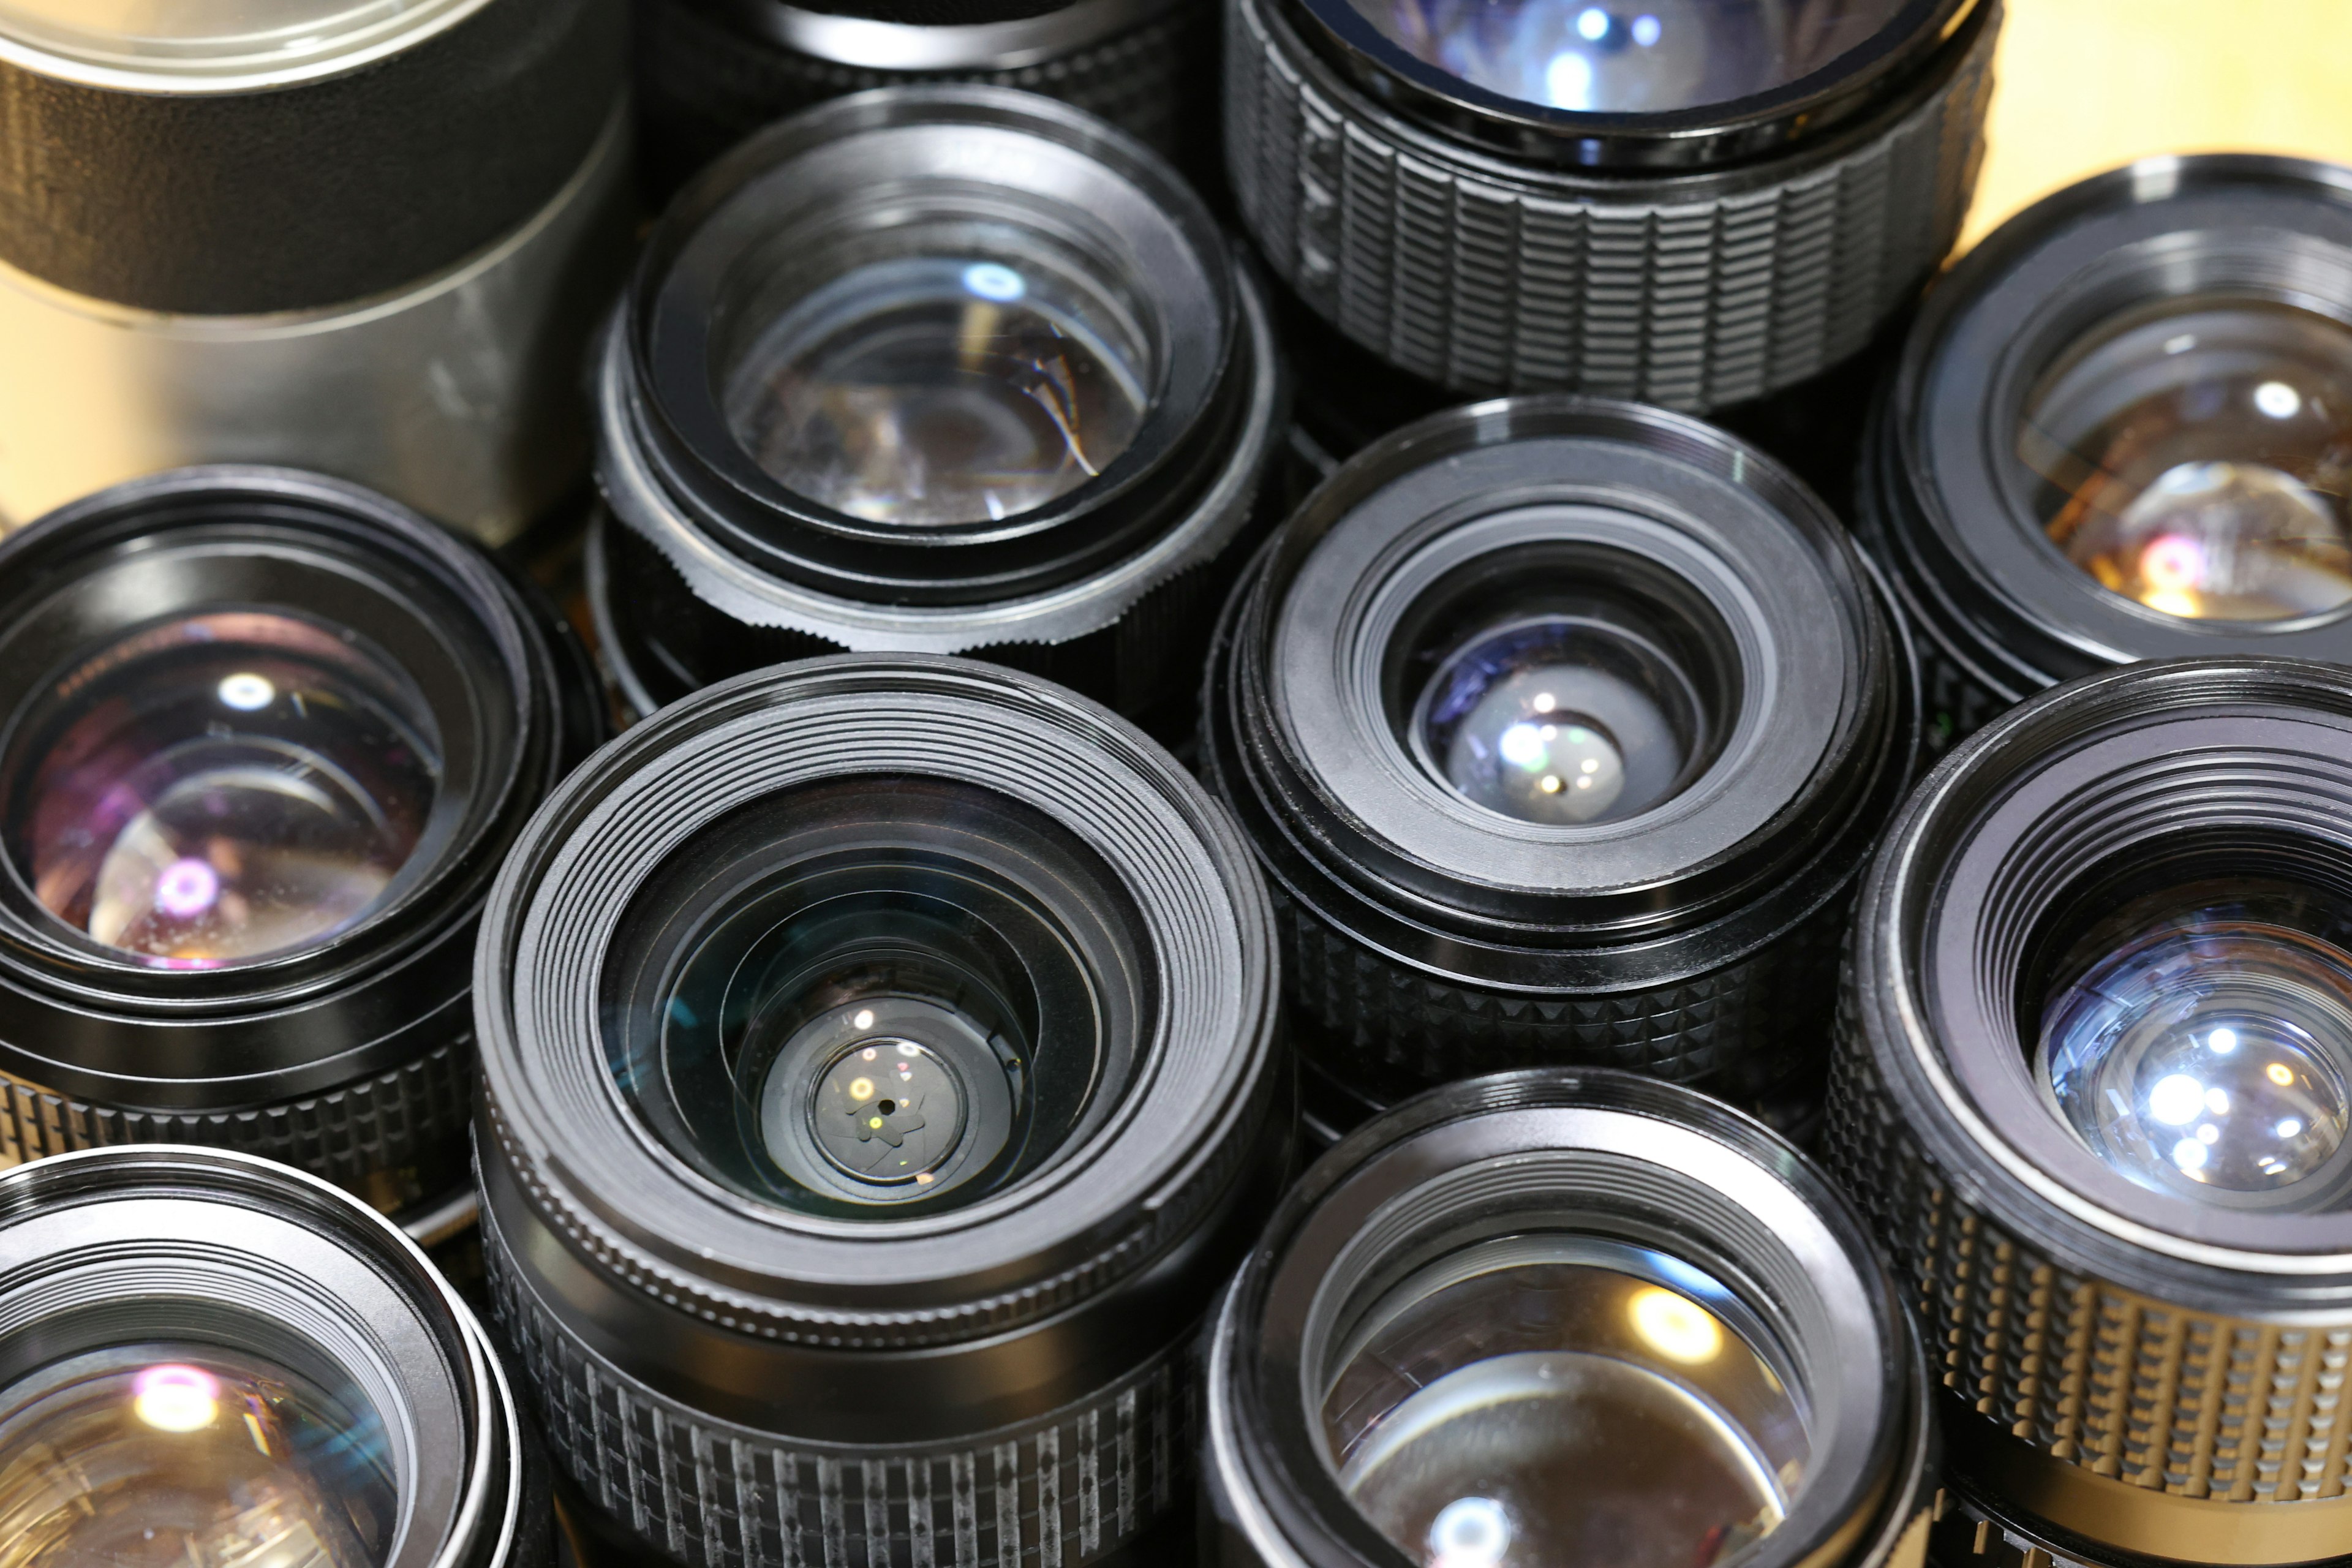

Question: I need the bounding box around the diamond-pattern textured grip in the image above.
[0,1040,473,1206]
[485,1218,1194,1568]
[1274,880,1847,1115]
[1226,0,1998,410]
[638,0,1214,192]
[1823,987,2352,1511]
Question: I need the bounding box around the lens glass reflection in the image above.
[2,613,441,968]
[0,1343,396,1568]
[1325,1238,1804,1568]
[1413,616,1695,826]
[2021,298,2352,621]
[1342,0,1914,113]
[726,252,1152,528]
[2041,907,2352,1212]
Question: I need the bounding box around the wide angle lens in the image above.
[0,1145,545,1568]
[591,86,1280,733]
[0,468,601,1236]
[475,656,1286,1568]
[1205,1069,1929,1568]
[1204,397,1912,1144]
[1831,656,2352,1567]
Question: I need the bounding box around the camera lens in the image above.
[0,0,630,545]
[475,656,1286,1568]
[0,1145,548,1568]
[1203,397,1913,1144]
[633,0,1213,198]
[592,86,1281,731]
[1226,0,1997,412]
[0,468,602,1233]
[1829,657,2352,1567]
[1857,156,2352,753]
[1205,1069,1931,1568]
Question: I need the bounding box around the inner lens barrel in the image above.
[1829,657,2352,1567]
[0,468,602,1234]
[0,1145,548,1568]
[0,0,630,544]
[1856,155,2352,754]
[475,656,1286,1568]
[591,85,1281,731]
[1226,0,1999,412]
[1205,1069,1931,1568]
[1202,396,1913,1145]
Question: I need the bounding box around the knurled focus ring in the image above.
[484,1203,1196,1568]
[1823,982,2352,1514]
[1226,0,1999,412]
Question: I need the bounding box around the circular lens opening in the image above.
[1323,1236,1806,1568]
[1389,543,1735,827]
[0,1342,398,1568]
[1338,0,1918,115]
[718,227,1155,529]
[1,612,443,968]
[2039,888,2352,1213]
[2018,296,2352,622]
[601,779,1149,1218]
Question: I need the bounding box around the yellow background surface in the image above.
[1965,0,2352,247]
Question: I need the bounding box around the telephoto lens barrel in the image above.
[635,0,1216,197]
[1204,1069,1936,1568]
[590,86,1283,733]
[1828,657,2352,1567]
[0,0,632,545]
[0,468,604,1243]
[473,657,1287,1568]
[1857,155,2352,755]
[1202,396,1915,1145]
[1226,0,2000,413]
[0,1145,552,1568]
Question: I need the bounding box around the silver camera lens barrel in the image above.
[0,0,631,544]
[1226,0,2000,412]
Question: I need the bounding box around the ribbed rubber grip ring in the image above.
[0,1038,474,1209]
[1226,0,1999,411]
[484,1205,1196,1568]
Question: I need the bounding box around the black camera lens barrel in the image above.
[0,1144,549,1568]
[1226,0,2000,410]
[1828,658,2352,1567]
[1856,154,2352,753]
[592,85,1283,722]
[475,656,1286,1568]
[1204,396,1915,1141]
[0,467,603,1231]
[1205,1069,1934,1568]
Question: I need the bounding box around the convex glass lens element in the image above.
[1327,1239,1804,1568]
[725,250,1152,527]
[0,1343,398,1568]
[2021,298,2352,622]
[1343,0,1916,113]
[2041,905,2352,1212]
[2,612,442,967]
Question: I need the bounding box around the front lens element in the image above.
[2041,910,2352,1212]
[725,252,1152,528]
[1325,1240,1804,1568]
[1342,0,1915,114]
[0,1343,397,1568]
[3,612,441,967]
[2021,298,2352,622]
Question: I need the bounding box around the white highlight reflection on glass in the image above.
[1544,48,1593,108]
[1427,1495,1512,1568]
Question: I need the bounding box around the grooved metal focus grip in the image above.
[483,1210,1196,1568]
[0,1040,474,1210]
[0,0,626,314]
[1823,990,2352,1537]
[1226,0,1999,411]
[636,0,1212,192]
